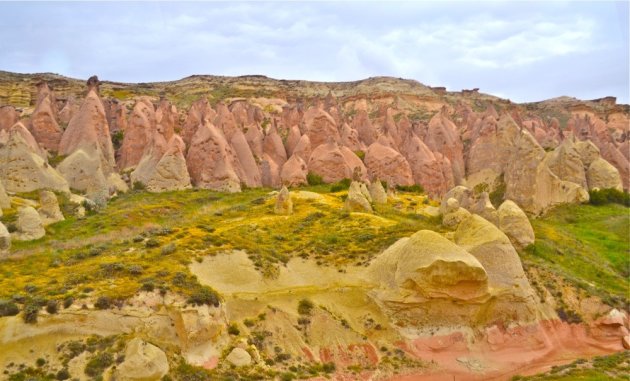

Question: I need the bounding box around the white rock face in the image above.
[14,206,45,241]
[115,338,169,381]
[38,190,64,226]
[497,200,535,249]
[0,222,10,257]
[226,347,252,367]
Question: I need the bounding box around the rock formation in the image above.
[14,206,45,241]
[368,179,387,204]
[37,190,64,226]
[119,99,156,170]
[308,139,367,183]
[186,122,241,192]
[28,82,62,152]
[131,135,192,192]
[58,76,116,175]
[364,137,413,186]
[587,157,623,191]
[497,200,535,249]
[344,181,373,213]
[0,222,10,257]
[0,123,69,193]
[115,338,169,381]
[274,186,293,215]
[280,154,308,186]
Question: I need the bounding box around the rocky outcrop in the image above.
[0,123,69,193]
[37,190,64,226]
[364,137,413,186]
[0,106,19,131]
[469,192,498,226]
[439,186,473,215]
[425,108,465,183]
[368,180,387,204]
[497,200,535,249]
[0,180,10,209]
[0,222,10,257]
[58,78,116,175]
[308,139,367,183]
[226,347,252,367]
[344,181,373,213]
[303,107,340,149]
[442,198,472,229]
[57,148,109,202]
[587,158,623,191]
[274,186,293,215]
[280,154,308,186]
[454,214,538,321]
[401,132,452,197]
[230,130,262,188]
[28,82,62,152]
[14,206,45,241]
[186,122,241,192]
[115,338,169,381]
[131,135,192,192]
[119,99,156,170]
[368,230,488,301]
[545,137,587,188]
[182,98,216,146]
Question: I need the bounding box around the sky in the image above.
[0,1,628,103]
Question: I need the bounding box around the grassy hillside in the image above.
[523,203,629,309]
[0,185,439,311]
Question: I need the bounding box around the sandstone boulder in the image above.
[497,200,534,249]
[37,190,64,226]
[0,222,10,257]
[439,186,473,215]
[545,137,587,188]
[274,186,293,215]
[369,180,387,204]
[0,123,69,193]
[575,140,601,167]
[344,181,372,213]
[454,214,538,321]
[469,192,498,226]
[368,230,488,300]
[115,338,169,381]
[587,157,623,191]
[0,180,10,209]
[226,347,252,367]
[14,206,45,241]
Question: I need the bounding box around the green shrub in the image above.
[132,181,146,191]
[307,172,324,186]
[111,130,124,150]
[36,358,46,367]
[396,184,424,193]
[297,299,314,315]
[46,300,58,314]
[84,351,114,377]
[94,296,112,310]
[330,178,351,192]
[23,302,39,324]
[227,322,240,336]
[56,368,71,380]
[145,238,160,248]
[161,243,176,255]
[187,287,220,307]
[589,188,630,207]
[0,300,19,316]
[63,296,74,309]
[354,150,365,161]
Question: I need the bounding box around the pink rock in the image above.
[186,121,241,192]
[308,139,367,183]
[58,78,116,174]
[281,154,308,186]
[352,109,378,146]
[214,102,239,141]
[364,136,413,186]
[118,99,156,170]
[28,82,62,152]
[286,125,302,157]
[292,134,312,162]
[340,123,365,152]
[230,129,262,187]
[155,99,178,142]
[263,125,287,167]
[182,98,215,146]
[401,132,451,197]
[303,107,340,149]
[424,108,465,183]
[0,105,19,131]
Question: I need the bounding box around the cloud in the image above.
[0,1,627,103]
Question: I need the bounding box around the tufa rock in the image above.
[497,200,535,249]
[226,347,252,367]
[274,186,293,215]
[29,82,62,152]
[0,222,10,257]
[586,157,623,191]
[344,181,373,213]
[14,206,45,241]
[115,338,169,381]
[364,137,413,187]
[280,154,308,187]
[368,179,387,204]
[37,190,64,226]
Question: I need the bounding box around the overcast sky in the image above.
[1,1,628,103]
